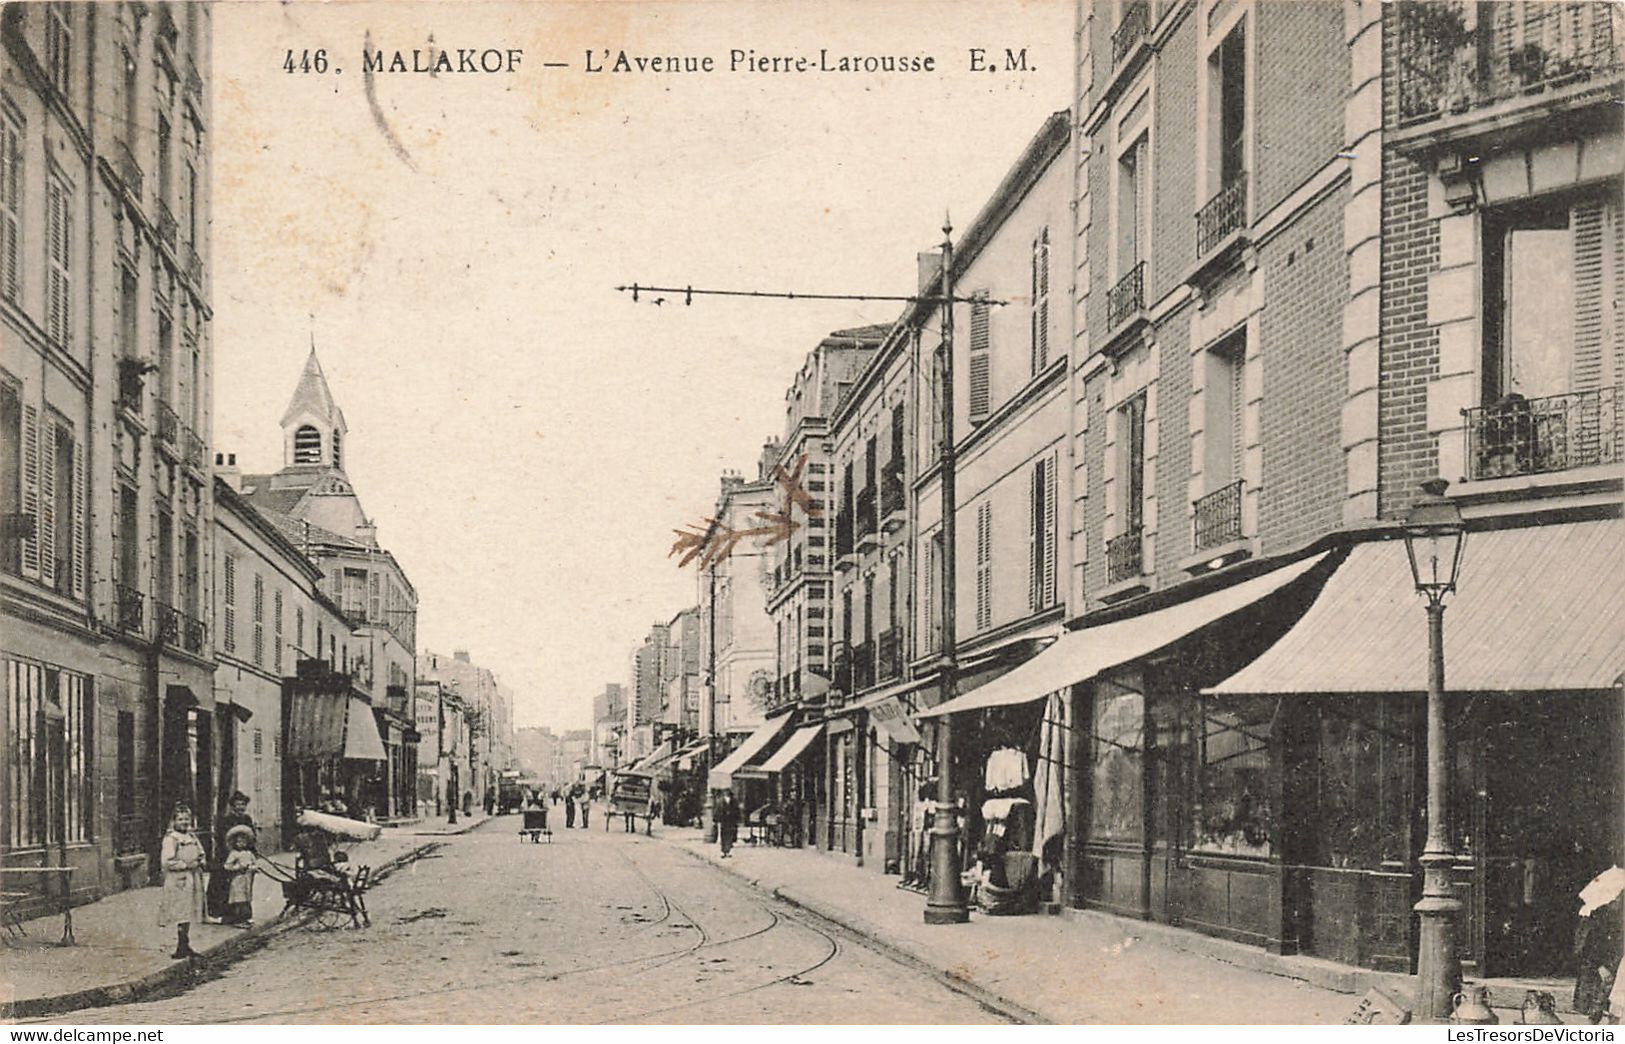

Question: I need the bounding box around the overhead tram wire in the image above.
[614,283,1012,308]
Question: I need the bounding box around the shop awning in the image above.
[758,726,823,774]
[708,715,792,790]
[1208,521,1623,695]
[918,552,1329,719]
[627,741,673,774]
[850,677,935,743]
[286,692,348,759]
[674,740,709,770]
[342,697,388,761]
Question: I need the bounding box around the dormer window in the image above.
[293,424,322,464]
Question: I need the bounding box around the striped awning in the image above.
[758,726,823,775]
[708,715,792,790]
[1209,520,1624,695]
[343,698,388,761]
[918,552,1330,718]
[286,692,348,759]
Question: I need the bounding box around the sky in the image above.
[210,1,1075,732]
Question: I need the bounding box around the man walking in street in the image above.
[564,787,577,829]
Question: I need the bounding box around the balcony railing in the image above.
[182,613,206,655]
[183,427,205,470]
[854,487,878,547]
[1113,0,1151,67]
[877,628,902,682]
[117,360,145,414]
[1106,527,1144,585]
[156,602,181,646]
[114,584,144,635]
[1196,176,1248,258]
[880,461,906,526]
[156,200,178,251]
[1193,480,1244,552]
[1396,1,1623,127]
[114,138,144,200]
[1464,386,1622,481]
[156,400,180,447]
[1107,262,1145,331]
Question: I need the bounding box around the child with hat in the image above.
[221,823,258,927]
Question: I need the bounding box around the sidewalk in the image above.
[660,828,1351,1024]
[0,816,489,1020]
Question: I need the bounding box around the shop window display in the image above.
[1090,686,1144,841]
[1192,696,1276,858]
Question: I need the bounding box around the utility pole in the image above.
[924,216,969,925]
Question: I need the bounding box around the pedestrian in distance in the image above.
[160,805,207,958]
[715,791,740,858]
[579,792,591,830]
[221,824,258,927]
[564,790,577,828]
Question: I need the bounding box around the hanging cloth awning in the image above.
[628,740,673,774]
[849,676,935,743]
[1208,520,1624,695]
[342,697,388,761]
[758,726,824,775]
[708,714,792,790]
[674,740,710,770]
[286,691,348,760]
[918,552,1329,719]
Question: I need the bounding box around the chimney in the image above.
[356,519,379,546]
[758,437,781,483]
[917,250,943,295]
[215,451,242,492]
[454,650,472,663]
[720,469,744,494]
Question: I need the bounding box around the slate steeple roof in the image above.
[280,347,347,432]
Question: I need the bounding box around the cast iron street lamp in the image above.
[1402,477,1467,1020]
[925,215,969,925]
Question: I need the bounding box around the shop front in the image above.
[280,665,389,827]
[1211,519,1625,978]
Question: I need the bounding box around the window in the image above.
[157,313,173,406]
[157,115,171,206]
[292,425,321,464]
[1118,393,1147,533]
[116,484,138,590]
[5,659,92,848]
[1090,685,1145,842]
[222,555,236,654]
[922,530,943,654]
[295,605,305,655]
[182,526,199,617]
[0,109,20,303]
[1208,19,1247,193]
[1194,696,1276,857]
[46,5,71,97]
[1028,452,1058,612]
[1031,228,1051,375]
[116,711,136,852]
[156,507,173,607]
[119,267,139,359]
[1117,135,1148,278]
[1204,332,1245,488]
[1474,189,1622,478]
[123,47,138,146]
[50,424,78,596]
[0,380,19,576]
[186,161,199,244]
[274,590,285,672]
[967,296,992,422]
[252,573,265,666]
[974,500,993,632]
[46,175,71,349]
[368,571,380,623]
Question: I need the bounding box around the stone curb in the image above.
[2,838,449,1021]
[663,839,1052,1026]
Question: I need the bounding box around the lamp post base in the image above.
[1414,851,1463,1021]
[923,818,969,924]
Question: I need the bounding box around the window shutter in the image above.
[1027,463,1040,611]
[1043,451,1058,607]
[20,403,39,578]
[71,439,84,598]
[0,120,18,302]
[222,556,236,654]
[975,501,993,632]
[39,422,55,589]
[1572,197,1606,392]
[968,297,992,421]
[59,194,72,351]
[922,537,936,652]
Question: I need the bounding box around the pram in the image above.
[256,810,376,929]
[519,805,551,843]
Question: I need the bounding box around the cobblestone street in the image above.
[61,820,1006,1024]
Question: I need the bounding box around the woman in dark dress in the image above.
[207,792,255,921]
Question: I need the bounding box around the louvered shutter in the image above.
[968,298,991,421]
[1027,463,1040,611]
[1572,197,1606,392]
[0,120,18,302]
[922,537,936,653]
[39,420,55,589]
[20,403,39,578]
[71,438,85,598]
[59,195,72,351]
[975,501,993,632]
[1043,451,1058,607]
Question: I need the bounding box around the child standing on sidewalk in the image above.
[222,824,258,926]
[159,806,206,958]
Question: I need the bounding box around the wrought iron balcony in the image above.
[1193,480,1244,552]
[156,400,180,447]
[114,584,144,634]
[1106,527,1144,585]
[182,613,206,655]
[156,602,181,646]
[1113,0,1151,67]
[1107,262,1145,331]
[114,138,144,200]
[1464,385,1621,481]
[877,628,902,682]
[183,427,206,470]
[1396,1,1623,128]
[1196,176,1248,258]
[156,200,178,251]
[880,461,906,529]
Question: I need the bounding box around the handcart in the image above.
[256,810,378,929]
[519,806,552,843]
